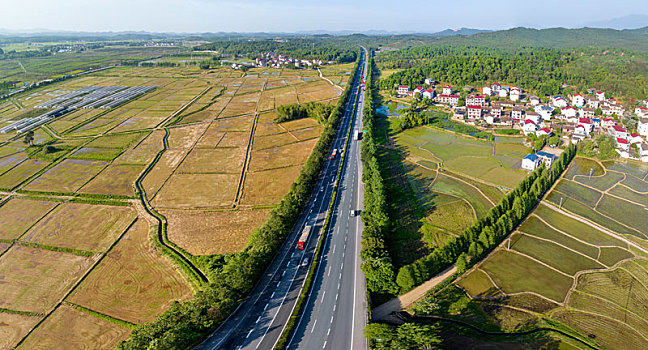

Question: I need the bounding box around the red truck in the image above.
[330,149,337,160]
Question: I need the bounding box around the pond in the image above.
[376,102,408,117]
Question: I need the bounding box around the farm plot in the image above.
[248,138,317,171]
[16,304,131,350]
[21,202,137,252]
[78,163,144,197]
[0,159,49,190]
[163,208,272,255]
[114,130,164,165]
[219,93,260,118]
[68,219,192,324]
[0,312,41,350]
[152,173,239,209]
[23,159,108,193]
[0,198,58,240]
[240,165,303,206]
[0,245,95,313]
[177,148,246,174]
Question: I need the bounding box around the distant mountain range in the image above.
[585,15,648,30]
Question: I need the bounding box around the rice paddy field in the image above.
[452,157,648,349]
[380,116,528,266]
[0,59,341,347]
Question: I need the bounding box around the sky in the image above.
[2,0,648,33]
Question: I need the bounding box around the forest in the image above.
[376,46,648,102]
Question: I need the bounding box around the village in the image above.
[395,80,648,169]
[230,52,336,70]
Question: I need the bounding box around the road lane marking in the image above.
[264,303,269,311]
[311,320,317,333]
[270,292,275,298]
[321,291,326,302]
[256,316,262,323]
[246,329,253,338]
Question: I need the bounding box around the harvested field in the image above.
[253,132,298,150]
[0,159,49,190]
[280,117,320,131]
[248,138,317,172]
[22,203,136,252]
[0,198,58,240]
[214,131,250,148]
[141,149,185,196]
[0,312,41,350]
[78,164,143,197]
[0,153,27,174]
[219,93,259,118]
[23,159,108,193]
[177,148,245,174]
[17,304,131,350]
[167,124,207,149]
[68,219,192,324]
[0,242,9,255]
[213,114,255,132]
[291,126,322,141]
[0,245,95,313]
[114,130,164,165]
[163,208,271,255]
[152,173,239,208]
[240,165,302,205]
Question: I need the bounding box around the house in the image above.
[525,112,541,124]
[586,97,600,109]
[562,106,577,118]
[611,125,629,139]
[578,118,593,133]
[572,93,585,107]
[552,96,568,108]
[425,78,436,86]
[482,86,493,96]
[536,127,552,137]
[467,105,483,119]
[529,96,540,106]
[437,94,460,106]
[610,104,625,116]
[535,105,554,120]
[640,143,648,162]
[592,118,601,128]
[571,133,586,144]
[596,90,605,101]
[616,137,630,151]
[442,85,453,95]
[601,118,616,128]
[537,151,557,167]
[512,108,524,120]
[490,107,502,118]
[630,133,644,144]
[499,89,508,98]
[422,89,435,99]
[635,107,648,117]
[638,118,648,136]
[575,124,588,136]
[510,87,521,101]
[601,106,611,116]
[490,82,502,91]
[522,120,538,134]
[485,115,498,124]
[397,85,409,95]
[580,108,596,118]
[522,154,542,171]
[413,86,424,95]
[466,95,486,107]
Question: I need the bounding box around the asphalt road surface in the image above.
[196,47,369,350]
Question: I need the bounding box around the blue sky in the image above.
[3,0,648,33]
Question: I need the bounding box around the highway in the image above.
[196,47,368,350]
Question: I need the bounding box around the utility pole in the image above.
[507,237,511,250]
[559,196,564,209]
[589,167,594,180]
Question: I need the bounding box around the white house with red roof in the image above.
[630,133,644,144]
[572,94,585,107]
[616,137,630,151]
[466,95,486,107]
[580,108,596,118]
[423,89,435,99]
[525,112,541,124]
[482,86,493,96]
[466,105,482,119]
[611,125,629,139]
[510,87,521,101]
[425,78,436,85]
[413,86,424,95]
[498,89,508,98]
[442,85,453,95]
[490,82,502,91]
[397,85,409,95]
[522,120,538,134]
[529,96,540,106]
[586,97,601,109]
[635,107,648,117]
[596,90,606,101]
[578,118,593,134]
[601,118,616,128]
[536,127,552,137]
[562,106,577,118]
[552,96,568,108]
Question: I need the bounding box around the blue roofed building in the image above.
[521,154,541,171]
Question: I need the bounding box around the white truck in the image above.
[353,129,362,141]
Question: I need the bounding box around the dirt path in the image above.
[372,265,456,324]
[317,68,344,91]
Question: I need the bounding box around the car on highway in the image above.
[273,273,282,283]
[301,258,309,267]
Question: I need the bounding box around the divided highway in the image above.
[196,47,369,350]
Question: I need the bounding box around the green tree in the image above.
[23,131,34,146]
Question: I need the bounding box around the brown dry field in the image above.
[219,93,260,118]
[142,149,185,197]
[280,117,321,131]
[68,219,192,324]
[0,159,49,190]
[248,138,317,171]
[275,87,299,106]
[0,242,10,255]
[114,130,165,165]
[253,132,298,150]
[195,128,225,148]
[163,208,271,255]
[258,87,298,111]
[17,304,131,350]
[213,114,255,132]
[296,81,341,103]
[0,312,41,350]
[0,198,58,240]
[291,126,323,141]
[22,203,136,252]
[240,165,303,206]
[108,116,164,133]
[152,173,239,209]
[78,164,144,197]
[177,96,232,125]
[167,124,207,149]
[23,159,108,193]
[177,148,245,174]
[214,132,250,148]
[0,245,95,313]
